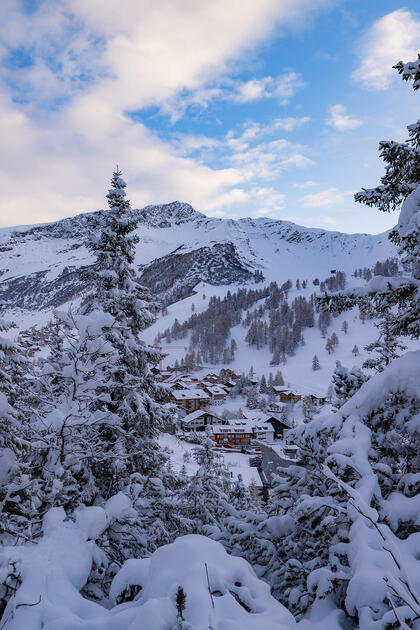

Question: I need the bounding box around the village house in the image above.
[308,394,326,406]
[272,386,302,403]
[201,384,227,405]
[180,409,227,432]
[211,423,253,448]
[167,389,210,412]
[218,368,240,383]
[211,420,274,449]
[241,408,292,440]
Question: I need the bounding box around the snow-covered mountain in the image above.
[0,201,394,319]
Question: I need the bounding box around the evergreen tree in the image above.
[351,344,359,357]
[325,337,334,354]
[80,170,170,484]
[363,311,407,372]
[341,320,348,334]
[259,374,267,394]
[312,354,320,371]
[331,361,368,408]
[29,310,122,513]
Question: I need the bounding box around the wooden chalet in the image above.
[272,386,302,403]
[181,409,227,432]
[167,389,210,412]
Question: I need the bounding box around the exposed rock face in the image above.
[138,242,253,305]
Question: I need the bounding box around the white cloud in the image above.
[0,0,332,226]
[233,72,305,104]
[301,187,350,208]
[293,180,318,189]
[273,116,311,131]
[327,104,362,131]
[230,138,314,180]
[352,9,420,90]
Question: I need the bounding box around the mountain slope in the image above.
[0,201,394,318]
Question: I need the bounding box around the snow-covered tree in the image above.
[246,387,259,410]
[351,344,359,357]
[29,310,122,513]
[80,170,170,483]
[259,374,267,394]
[363,311,407,372]
[179,439,229,533]
[331,360,368,408]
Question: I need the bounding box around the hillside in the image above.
[0,201,394,323]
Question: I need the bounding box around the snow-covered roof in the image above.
[211,423,254,434]
[181,409,207,422]
[171,389,209,400]
[203,385,227,396]
[181,409,224,424]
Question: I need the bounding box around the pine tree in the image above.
[0,316,35,547]
[180,439,228,532]
[246,387,259,410]
[363,311,407,372]
[80,170,170,484]
[274,370,284,386]
[341,320,348,334]
[312,354,320,371]
[351,344,359,357]
[29,310,122,513]
[259,374,267,394]
[331,361,368,408]
[325,337,334,354]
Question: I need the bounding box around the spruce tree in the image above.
[80,170,170,485]
[312,354,320,371]
[331,361,368,408]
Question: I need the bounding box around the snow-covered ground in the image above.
[143,279,419,398]
[159,433,262,487]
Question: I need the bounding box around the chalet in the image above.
[167,389,210,412]
[222,379,236,390]
[283,444,299,458]
[308,394,326,406]
[181,409,227,432]
[201,384,227,405]
[272,386,302,403]
[266,415,293,439]
[241,409,288,440]
[202,374,219,384]
[218,368,240,383]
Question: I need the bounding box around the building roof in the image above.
[171,389,210,401]
[203,385,227,396]
[181,409,224,424]
[211,423,254,434]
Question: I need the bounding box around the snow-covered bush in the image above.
[0,511,295,630]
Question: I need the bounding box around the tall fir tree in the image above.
[80,170,170,486]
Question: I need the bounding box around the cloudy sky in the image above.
[0,0,419,232]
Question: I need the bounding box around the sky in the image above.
[0,1,419,233]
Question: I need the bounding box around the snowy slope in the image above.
[0,201,394,321]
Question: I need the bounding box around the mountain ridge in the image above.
[0,201,395,318]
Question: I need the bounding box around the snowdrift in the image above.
[1,506,295,630]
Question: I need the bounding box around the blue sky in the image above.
[0,0,419,233]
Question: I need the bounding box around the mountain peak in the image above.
[138,201,205,227]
